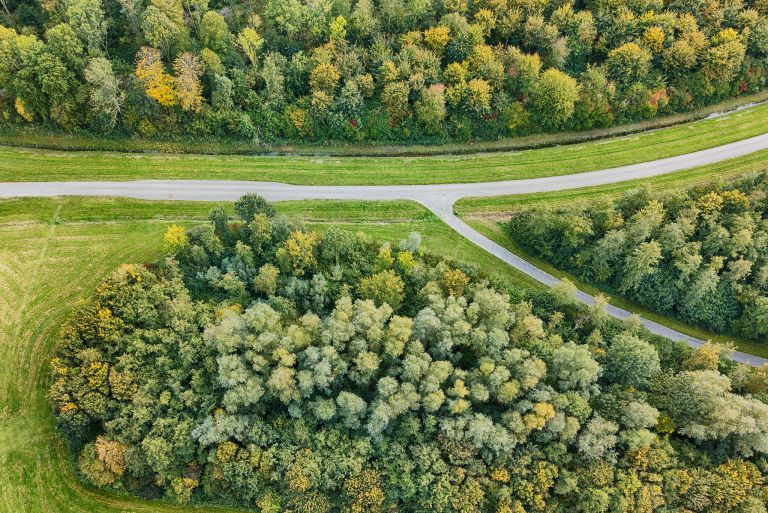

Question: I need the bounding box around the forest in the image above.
[1,0,768,143]
[508,171,768,342]
[48,194,768,512]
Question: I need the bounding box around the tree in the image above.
[135,46,177,106]
[358,270,405,309]
[237,27,263,66]
[620,241,662,292]
[465,78,492,115]
[211,73,233,109]
[329,15,347,43]
[606,43,652,88]
[663,39,699,77]
[529,68,579,129]
[173,52,203,112]
[381,81,410,126]
[65,0,106,54]
[200,10,232,55]
[504,47,541,96]
[46,23,85,69]
[343,469,384,513]
[235,193,276,222]
[141,0,187,57]
[642,26,665,54]
[604,332,661,389]
[550,342,601,391]
[84,57,122,126]
[702,28,746,83]
[578,415,619,461]
[349,0,378,41]
[279,230,320,276]
[657,370,768,456]
[78,442,119,486]
[254,263,279,296]
[414,84,446,134]
[36,50,79,127]
[573,65,614,129]
[682,341,727,371]
[163,224,188,253]
[424,25,450,54]
[309,62,340,93]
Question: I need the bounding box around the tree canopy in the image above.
[1,0,766,142]
[509,171,768,342]
[50,194,768,512]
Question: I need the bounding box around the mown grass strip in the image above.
[2,102,768,185]
[454,148,768,215]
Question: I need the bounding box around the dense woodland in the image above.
[1,0,768,143]
[49,195,768,512]
[509,172,768,342]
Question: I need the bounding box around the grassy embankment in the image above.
[1,101,768,185]
[0,195,543,513]
[455,148,768,358]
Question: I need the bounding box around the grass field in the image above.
[0,196,543,513]
[2,102,768,185]
[455,150,768,358]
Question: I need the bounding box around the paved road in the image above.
[3,132,768,365]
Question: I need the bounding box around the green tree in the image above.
[606,42,652,89]
[200,10,232,55]
[620,241,662,292]
[65,0,106,54]
[604,332,661,389]
[550,342,601,392]
[415,84,446,134]
[237,27,263,66]
[358,270,405,309]
[235,193,276,222]
[381,80,410,126]
[529,68,579,129]
[141,0,187,57]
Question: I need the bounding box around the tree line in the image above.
[1,0,768,143]
[509,171,768,342]
[49,194,768,512]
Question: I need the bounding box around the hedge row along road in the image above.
[4,132,768,365]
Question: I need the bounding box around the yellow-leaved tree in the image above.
[135,46,177,107]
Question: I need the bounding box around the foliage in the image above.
[50,195,768,512]
[2,0,767,142]
[508,171,768,342]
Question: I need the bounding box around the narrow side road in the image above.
[2,132,768,365]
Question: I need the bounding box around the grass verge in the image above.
[1,102,767,185]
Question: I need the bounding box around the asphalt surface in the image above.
[3,132,768,365]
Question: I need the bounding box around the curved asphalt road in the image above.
[3,132,768,365]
